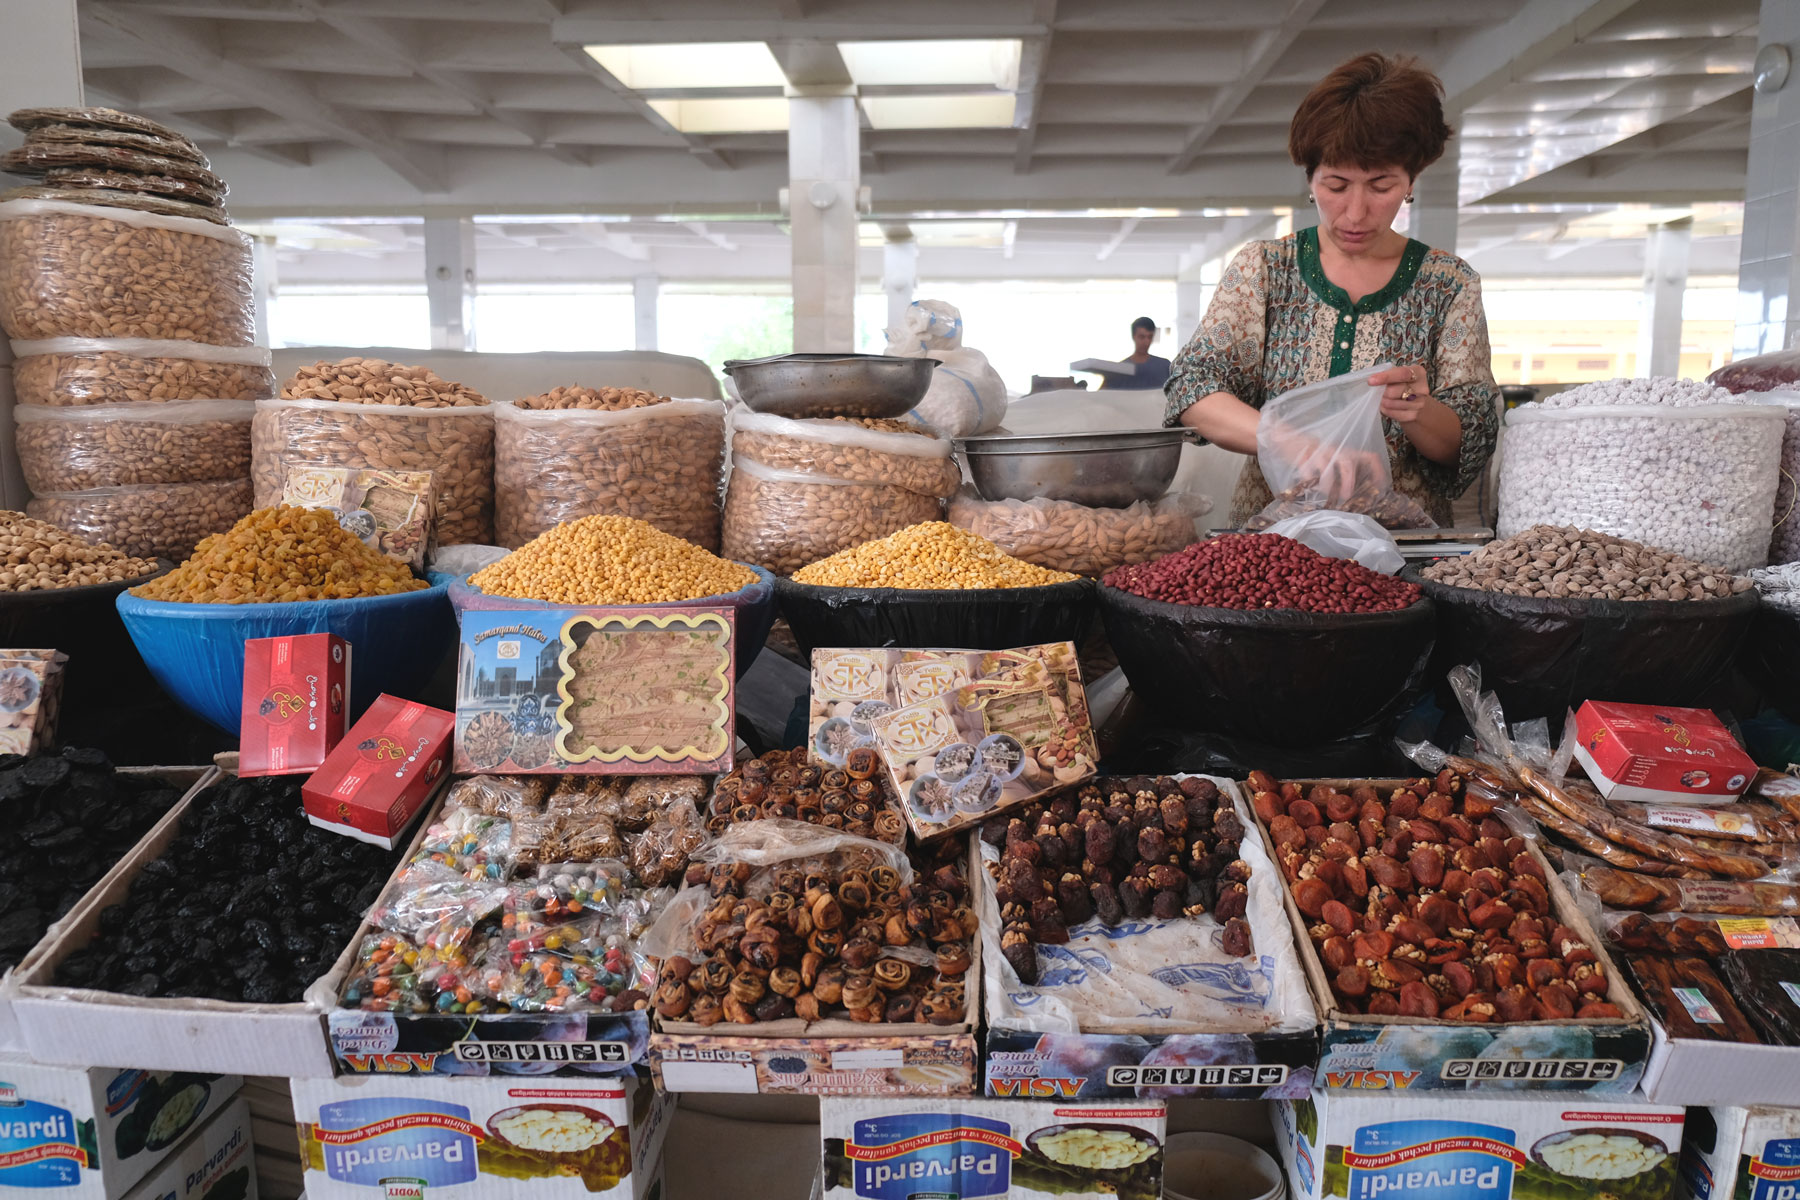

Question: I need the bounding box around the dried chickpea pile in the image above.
[792,522,1079,589]
[513,385,670,412]
[133,506,427,603]
[470,515,757,605]
[0,512,158,590]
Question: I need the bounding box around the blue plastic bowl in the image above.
[117,583,456,734]
[445,563,777,677]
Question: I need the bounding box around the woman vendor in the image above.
[1167,52,1498,528]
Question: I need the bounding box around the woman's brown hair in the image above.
[1288,52,1453,180]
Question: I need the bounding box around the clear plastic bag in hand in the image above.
[1249,363,1434,531]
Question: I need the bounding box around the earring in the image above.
[1405,194,1415,203]
[1305,195,1315,206]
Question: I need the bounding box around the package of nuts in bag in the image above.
[253,358,494,545]
[493,393,725,550]
[722,412,960,575]
[28,477,252,560]
[0,198,255,344]
[14,398,253,491]
[9,336,274,406]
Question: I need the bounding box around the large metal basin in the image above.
[959,428,1187,507]
[724,353,937,419]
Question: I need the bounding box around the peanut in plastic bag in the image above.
[1247,363,1434,531]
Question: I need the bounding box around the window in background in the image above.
[268,288,430,349]
[473,287,636,353]
[1483,280,1736,385]
[909,281,1178,395]
[660,291,794,384]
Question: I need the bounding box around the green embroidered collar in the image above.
[1296,225,1428,314]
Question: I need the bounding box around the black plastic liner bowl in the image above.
[1408,566,1761,723]
[1097,583,1437,747]
[774,576,1097,657]
[1741,604,1800,723]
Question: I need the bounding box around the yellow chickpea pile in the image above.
[792,522,1080,589]
[132,506,428,603]
[469,514,757,604]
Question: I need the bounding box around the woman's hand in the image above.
[1367,365,1462,466]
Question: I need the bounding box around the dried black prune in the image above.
[1091,882,1123,926]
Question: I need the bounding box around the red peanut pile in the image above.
[1103,533,1420,613]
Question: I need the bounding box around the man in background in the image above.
[1101,316,1172,389]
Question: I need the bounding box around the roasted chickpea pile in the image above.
[132,505,427,603]
[792,522,1078,589]
[469,514,755,605]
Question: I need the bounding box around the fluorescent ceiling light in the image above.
[648,97,789,133]
[585,43,785,89]
[861,94,1016,130]
[838,39,1022,89]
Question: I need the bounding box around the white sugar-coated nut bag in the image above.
[1497,378,1785,573]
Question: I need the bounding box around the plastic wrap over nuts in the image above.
[722,456,946,576]
[1498,387,1786,574]
[253,404,494,546]
[730,410,962,497]
[0,199,255,344]
[15,398,253,491]
[494,397,724,550]
[948,487,1206,577]
[27,476,251,560]
[9,337,274,406]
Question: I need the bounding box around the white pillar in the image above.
[251,236,278,347]
[1637,218,1693,378]
[1176,280,1204,345]
[424,217,476,351]
[1411,131,1460,254]
[788,89,860,352]
[882,237,917,333]
[633,275,659,352]
[0,0,81,511]
[1737,0,1800,355]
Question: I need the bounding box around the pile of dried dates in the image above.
[707,748,907,845]
[1252,769,1621,1021]
[652,836,972,1026]
[983,775,1253,986]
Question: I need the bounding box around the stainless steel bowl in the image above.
[724,353,938,419]
[958,428,1188,507]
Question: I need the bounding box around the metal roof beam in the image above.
[293,2,594,167]
[1166,0,1327,174]
[85,2,445,190]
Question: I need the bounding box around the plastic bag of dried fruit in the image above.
[9,337,274,406]
[493,397,725,550]
[0,198,254,345]
[948,487,1208,576]
[14,399,254,491]
[884,299,1007,437]
[722,410,959,574]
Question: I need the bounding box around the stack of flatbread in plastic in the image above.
[2,106,230,225]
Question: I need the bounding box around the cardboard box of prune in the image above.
[303,695,454,849]
[454,606,735,776]
[292,1072,671,1199]
[806,644,1096,842]
[1250,777,1651,1093]
[120,1094,256,1200]
[1679,1105,1800,1200]
[818,1096,1166,1200]
[1274,1087,1684,1200]
[0,1052,243,1200]
[0,648,67,756]
[239,633,350,777]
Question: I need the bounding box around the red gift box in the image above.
[302,693,453,848]
[240,633,351,777]
[1571,700,1756,805]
